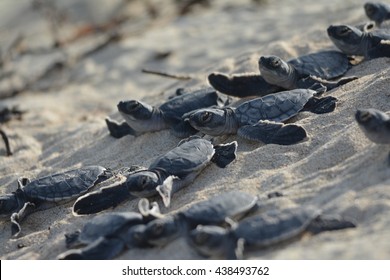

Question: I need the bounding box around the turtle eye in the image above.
[338,27,351,36]
[200,111,212,123]
[194,231,208,245]
[139,176,149,188]
[359,111,372,122]
[271,59,281,67]
[152,222,164,236]
[127,101,140,111]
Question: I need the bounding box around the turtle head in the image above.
[355,108,390,143]
[141,216,180,246]
[187,108,238,136]
[327,25,366,56]
[188,225,230,258]
[364,2,388,25]
[125,171,160,197]
[258,56,295,89]
[0,192,24,217]
[117,100,165,132]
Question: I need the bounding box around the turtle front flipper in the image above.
[156,175,180,207]
[306,216,356,235]
[303,96,338,114]
[59,236,125,260]
[298,75,358,91]
[73,183,135,215]
[211,141,238,168]
[170,119,198,138]
[10,201,36,237]
[208,72,280,97]
[238,121,307,145]
[105,118,136,138]
[367,40,390,59]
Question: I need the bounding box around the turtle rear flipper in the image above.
[306,216,356,235]
[170,119,198,138]
[211,141,237,168]
[73,183,134,215]
[59,236,125,260]
[367,40,390,59]
[238,121,307,145]
[105,118,136,138]
[208,73,279,98]
[10,201,36,237]
[303,96,338,114]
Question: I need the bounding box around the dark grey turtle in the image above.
[364,2,390,26]
[327,24,390,59]
[73,137,238,215]
[0,165,111,237]
[187,88,337,145]
[131,191,258,248]
[355,108,390,144]
[189,206,356,259]
[208,50,356,98]
[105,87,229,139]
[59,191,257,259]
[58,200,162,260]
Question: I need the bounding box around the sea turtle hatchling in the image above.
[327,24,390,60]
[355,108,390,144]
[58,200,162,260]
[59,191,257,259]
[189,206,356,259]
[105,87,229,139]
[208,50,356,98]
[73,137,238,215]
[364,2,390,26]
[187,88,337,145]
[0,166,111,237]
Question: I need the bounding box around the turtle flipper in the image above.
[367,41,390,59]
[171,119,198,138]
[59,237,125,260]
[299,75,358,91]
[10,201,36,237]
[303,96,338,114]
[65,230,82,249]
[306,216,356,235]
[208,72,280,97]
[105,118,136,138]
[73,183,135,215]
[156,175,180,207]
[238,121,307,145]
[211,141,238,168]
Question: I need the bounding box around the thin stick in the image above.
[141,68,192,80]
[0,129,12,156]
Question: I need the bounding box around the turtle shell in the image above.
[181,191,258,227]
[233,206,320,247]
[149,138,215,178]
[23,165,107,201]
[235,89,315,125]
[289,50,349,79]
[159,87,221,124]
[77,212,143,245]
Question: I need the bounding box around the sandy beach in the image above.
[0,0,389,260]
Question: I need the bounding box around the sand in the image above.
[0,0,389,260]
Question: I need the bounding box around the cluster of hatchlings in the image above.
[1,2,389,260]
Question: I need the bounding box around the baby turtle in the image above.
[73,137,238,215]
[105,87,228,138]
[58,200,162,260]
[60,191,257,259]
[327,24,390,59]
[364,2,390,26]
[189,206,356,259]
[0,166,110,237]
[187,88,337,145]
[355,108,390,144]
[138,191,258,248]
[208,51,355,98]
